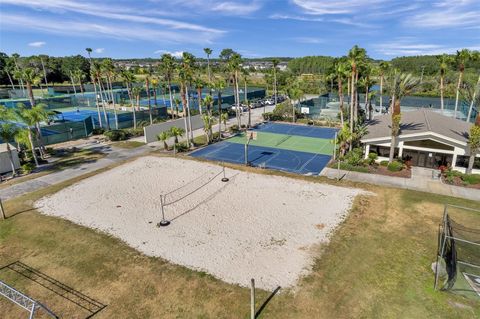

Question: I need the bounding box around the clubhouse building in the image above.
[361,109,480,174]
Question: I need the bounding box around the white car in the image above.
[231,105,247,112]
[264,99,274,105]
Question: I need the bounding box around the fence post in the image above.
[250,278,255,319]
[0,197,5,220]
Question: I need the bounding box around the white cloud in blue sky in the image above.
[0,0,478,59]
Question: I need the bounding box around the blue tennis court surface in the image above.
[61,110,98,121]
[190,123,337,175]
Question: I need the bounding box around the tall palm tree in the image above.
[437,54,452,112]
[151,77,159,107]
[213,79,225,139]
[467,118,480,174]
[220,112,229,134]
[5,58,17,90]
[272,58,280,106]
[131,86,142,129]
[194,78,205,114]
[14,67,41,108]
[378,61,390,113]
[160,53,176,119]
[204,48,213,85]
[359,66,375,121]
[454,49,472,118]
[0,123,20,177]
[203,94,214,116]
[335,61,350,126]
[387,73,420,163]
[228,53,243,126]
[15,106,44,166]
[287,78,303,123]
[72,68,86,94]
[202,114,215,144]
[11,53,25,97]
[467,51,480,122]
[139,67,153,124]
[120,69,137,129]
[102,59,119,129]
[179,52,196,145]
[347,45,367,130]
[91,62,110,130]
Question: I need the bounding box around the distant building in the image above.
[0,143,21,175]
[361,109,480,173]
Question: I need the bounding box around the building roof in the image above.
[362,109,472,143]
[0,143,17,153]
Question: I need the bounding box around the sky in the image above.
[0,0,479,60]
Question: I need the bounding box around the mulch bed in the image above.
[369,165,412,178]
[442,176,480,189]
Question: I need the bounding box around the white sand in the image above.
[36,156,363,290]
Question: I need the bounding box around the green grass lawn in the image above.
[228,131,334,155]
[111,141,146,149]
[0,157,479,318]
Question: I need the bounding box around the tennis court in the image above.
[190,123,337,175]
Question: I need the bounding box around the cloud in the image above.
[94,48,105,53]
[292,0,386,15]
[154,50,184,58]
[269,14,323,22]
[405,1,480,28]
[1,13,218,44]
[28,41,46,47]
[374,38,480,56]
[294,37,323,44]
[212,1,262,15]
[0,0,224,39]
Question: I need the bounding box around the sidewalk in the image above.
[321,166,480,201]
[0,107,274,201]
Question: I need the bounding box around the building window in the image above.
[456,156,480,170]
[374,146,398,158]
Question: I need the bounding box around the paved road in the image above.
[0,106,274,201]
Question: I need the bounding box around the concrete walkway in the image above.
[0,106,274,201]
[321,166,480,201]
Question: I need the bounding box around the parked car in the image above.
[231,105,247,112]
[264,99,274,105]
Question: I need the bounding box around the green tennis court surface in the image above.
[228,131,334,155]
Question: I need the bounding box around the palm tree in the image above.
[272,58,280,106]
[160,54,176,119]
[454,49,472,118]
[169,126,185,154]
[131,86,142,129]
[157,131,170,150]
[72,69,86,94]
[347,45,367,129]
[436,54,452,112]
[174,97,181,118]
[15,107,41,166]
[213,79,226,139]
[467,51,480,122]
[179,52,196,146]
[102,59,119,129]
[194,78,205,114]
[5,58,17,90]
[14,67,41,108]
[203,94,214,116]
[335,61,349,126]
[0,123,20,177]
[202,114,215,144]
[228,53,243,126]
[120,69,137,128]
[139,67,153,124]
[220,112,229,134]
[11,53,25,97]
[91,62,110,130]
[359,66,375,121]
[204,48,213,84]
[387,73,420,163]
[287,78,303,123]
[378,61,390,113]
[467,119,480,174]
[151,77,159,107]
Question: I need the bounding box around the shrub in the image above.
[380,160,389,166]
[387,161,403,172]
[104,130,129,141]
[461,174,480,185]
[344,148,364,166]
[367,152,378,165]
[339,162,369,173]
[174,142,189,152]
[92,128,105,135]
[21,162,35,174]
[229,125,240,133]
[125,127,144,137]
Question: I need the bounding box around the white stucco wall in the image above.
[0,145,21,174]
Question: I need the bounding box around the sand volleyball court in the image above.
[36,156,363,289]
